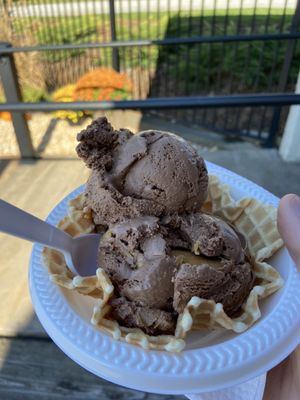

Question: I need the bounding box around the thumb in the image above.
[277,194,300,269]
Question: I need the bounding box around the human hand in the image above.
[277,194,300,269]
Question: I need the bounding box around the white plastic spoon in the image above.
[0,199,101,276]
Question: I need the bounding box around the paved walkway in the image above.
[0,111,142,158]
[204,148,300,198]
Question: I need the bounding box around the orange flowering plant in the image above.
[73,68,132,102]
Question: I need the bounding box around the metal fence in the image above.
[1,0,300,157]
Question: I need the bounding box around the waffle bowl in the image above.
[42,171,284,352]
[29,162,300,394]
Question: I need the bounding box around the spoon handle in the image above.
[0,199,73,253]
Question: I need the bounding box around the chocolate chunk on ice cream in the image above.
[76,117,117,171]
[162,213,245,263]
[76,117,208,225]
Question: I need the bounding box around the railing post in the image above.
[266,1,300,148]
[0,42,35,158]
[109,0,120,71]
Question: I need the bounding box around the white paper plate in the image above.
[29,161,300,395]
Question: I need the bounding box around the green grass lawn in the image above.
[12,8,299,97]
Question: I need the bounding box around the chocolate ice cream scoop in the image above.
[98,216,178,312]
[163,215,253,316]
[77,117,208,225]
[97,211,253,335]
[172,250,254,314]
[118,131,208,213]
[78,118,255,336]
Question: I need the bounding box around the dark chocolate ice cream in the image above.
[109,297,176,336]
[163,213,254,314]
[77,117,254,336]
[76,117,208,225]
[98,216,178,311]
[162,213,245,263]
[171,250,254,314]
[97,212,254,335]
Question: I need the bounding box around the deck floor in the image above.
[0,154,299,399]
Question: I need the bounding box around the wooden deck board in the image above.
[0,338,185,400]
[0,160,89,337]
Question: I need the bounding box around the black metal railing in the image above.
[0,0,300,157]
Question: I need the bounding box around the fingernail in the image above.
[289,194,300,216]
